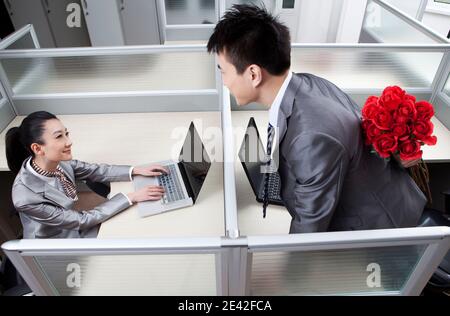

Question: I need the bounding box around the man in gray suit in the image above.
[208,4,426,233]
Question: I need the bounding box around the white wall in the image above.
[289,0,367,43]
[422,11,450,39]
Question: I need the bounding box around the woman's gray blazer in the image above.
[12,157,132,239]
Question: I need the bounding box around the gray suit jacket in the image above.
[12,157,132,239]
[274,73,427,234]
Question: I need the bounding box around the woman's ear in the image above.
[248,64,263,88]
[30,143,43,156]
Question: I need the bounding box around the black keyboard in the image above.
[268,173,282,200]
[258,172,282,202]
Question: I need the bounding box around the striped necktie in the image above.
[31,159,78,200]
[262,123,275,218]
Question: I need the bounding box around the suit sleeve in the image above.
[286,132,350,233]
[14,191,131,232]
[69,160,133,183]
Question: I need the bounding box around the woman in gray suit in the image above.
[5,111,167,239]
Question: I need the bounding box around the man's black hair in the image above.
[207,4,291,76]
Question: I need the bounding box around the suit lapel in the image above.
[44,183,73,209]
[275,73,303,149]
[19,157,74,209]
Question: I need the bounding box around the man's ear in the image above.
[248,64,263,88]
[30,143,43,156]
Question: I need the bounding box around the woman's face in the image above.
[32,119,73,161]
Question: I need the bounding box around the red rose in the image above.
[393,112,409,125]
[362,96,381,120]
[373,107,393,130]
[397,99,417,120]
[403,94,416,103]
[412,120,434,140]
[380,86,405,112]
[423,135,438,146]
[399,140,423,161]
[372,134,398,158]
[363,120,383,145]
[392,123,410,141]
[415,101,434,121]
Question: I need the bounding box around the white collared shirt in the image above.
[268,71,293,128]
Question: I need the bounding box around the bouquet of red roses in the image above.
[361,86,437,161]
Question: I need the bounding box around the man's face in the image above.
[217,53,258,106]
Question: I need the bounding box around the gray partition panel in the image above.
[0,99,15,133]
[434,94,450,130]
[12,93,220,115]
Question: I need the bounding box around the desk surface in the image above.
[231,111,450,236]
[0,112,225,238]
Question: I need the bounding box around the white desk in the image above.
[232,111,450,236]
[0,112,225,239]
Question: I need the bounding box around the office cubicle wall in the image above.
[382,0,429,21]
[431,52,450,129]
[2,227,449,296]
[0,25,40,132]
[222,86,239,239]
[361,0,449,44]
[2,238,228,295]
[231,44,449,117]
[0,44,219,115]
[242,227,450,296]
[157,0,218,43]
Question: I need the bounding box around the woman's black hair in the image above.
[207,4,291,76]
[5,111,57,175]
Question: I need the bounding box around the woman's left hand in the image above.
[132,165,169,177]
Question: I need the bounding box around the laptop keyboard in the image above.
[157,164,186,204]
[258,172,282,202]
[268,173,282,200]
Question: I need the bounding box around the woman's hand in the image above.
[393,154,421,169]
[127,185,165,203]
[132,165,169,177]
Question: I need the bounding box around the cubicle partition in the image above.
[231,44,449,114]
[2,227,449,296]
[0,45,219,115]
[361,0,449,44]
[243,228,450,296]
[0,24,39,133]
[2,237,228,295]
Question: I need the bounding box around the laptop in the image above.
[133,122,211,217]
[238,117,284,206]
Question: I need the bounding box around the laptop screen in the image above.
[238,118,267,194]
[179,122,211,202]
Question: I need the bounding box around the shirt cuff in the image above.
[129,167,134,181]
[121,192,133,206]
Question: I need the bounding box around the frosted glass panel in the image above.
[34,253,218,296]
[444,73,450,98]
[384,0,423,17]
[165,0,217,25]
[0,99,15,133]
[250,245,426,295]
[291,49,443,89]
[1,52,216,95]
[1,33,36,50]
[363,0,439,43]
